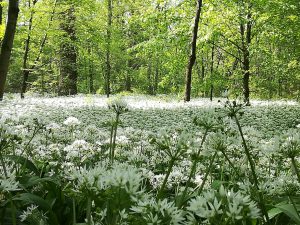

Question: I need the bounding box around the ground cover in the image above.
[0,95,300,225]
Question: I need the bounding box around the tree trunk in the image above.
[58,4,77,96]
[154,59,159,94]
[210,43,215,101]
[0,0,19,101]
[240,8,252,105]
[88,47,94,93]
[21,0,38,99]
[0,0,3,25]
[21,0,56,98]
[105,0,112,97]
[184,0,203,102]
[147,61,153,95]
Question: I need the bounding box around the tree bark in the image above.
[0,0,19,101]
[210,43,215,101]
[88,47,94,93]
[20,0,38,99]
[58,4,78,96]
[21,0,56,98]
[105,0,112,97]
[240,7,252,105]
[0,0,3,25]
[184,0,203,102]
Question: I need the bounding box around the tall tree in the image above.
[0,0,19,101]
[58,2,78,95]
[20,0,38,99]
[20,0,57,98]
[0,0,3,25]
[240,1,252,105]
[105,0,112,97]
[184,0,203,102]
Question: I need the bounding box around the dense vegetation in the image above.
[0,95,300,224]
[1,0,300,224]
[0,0,299,101]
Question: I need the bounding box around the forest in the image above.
[0,0,299,102]
[1,0,300,225]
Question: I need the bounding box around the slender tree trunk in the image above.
[21,0,38,99]
[21,0,56,98]
[88,47,94,93]
[240,7,252,105]
[184,0,203,102]
[154,59,159,94]
[210,43,214,101]
[105,0,112,97]
[0,0,19,101]
[59,4,77,96]
[0,0,3,25]
[147,61,153,95]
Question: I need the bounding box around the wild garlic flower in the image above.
[63,116,81,126]
[187,186,260,224]
[280,130,300,158]
[46,122,61,131]
[0,173,20,192]
[107,96,129,114]
[131,198,185,225]
[64,139,91,162]
[19,205,48,223]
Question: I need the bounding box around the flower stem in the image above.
[291,156,300,183]
[234,114,270,224]
[179,129,208,207]
[198,151,217,194]
[157,158,175,199]
[86,196,92,225]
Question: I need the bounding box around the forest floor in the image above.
[1,94,300,224]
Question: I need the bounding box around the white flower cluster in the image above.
[68,163,143,195]
[0,173,20,192]
[131,198,185,225]
[63,139,91,162]
[63,116,81,126]
[187,186,260,223]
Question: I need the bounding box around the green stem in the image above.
[0,142,8,178]
[291,157,300,183]
[220,149,239,176]
[198,151,217,194]
[73,198,76,225]
[289,195,300,220]
[234,115,270,224]
[86,196,92,225]
[111,112,120,164]
[157,158,175,199]
[179,129,208,207]
[9,195,16,225]
[109,120,114,161]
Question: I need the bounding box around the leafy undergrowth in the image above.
[0,95,300,225]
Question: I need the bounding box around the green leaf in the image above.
[14,193,59,225]
[268,207,283,220]
[5,155,39,176]
[274,203,300,224]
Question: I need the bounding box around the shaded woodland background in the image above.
[0,0,299,101]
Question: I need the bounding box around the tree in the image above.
[58,2,78,95]
[105,0,112,97]
[0,0,19,101]
[20,0,57,98]
[0,0,3,25]
[184,0,203,102]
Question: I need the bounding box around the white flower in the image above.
[0,174,20,192]
[194,174,203,186]
[63,116,80,126]
[46,122,61,131]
